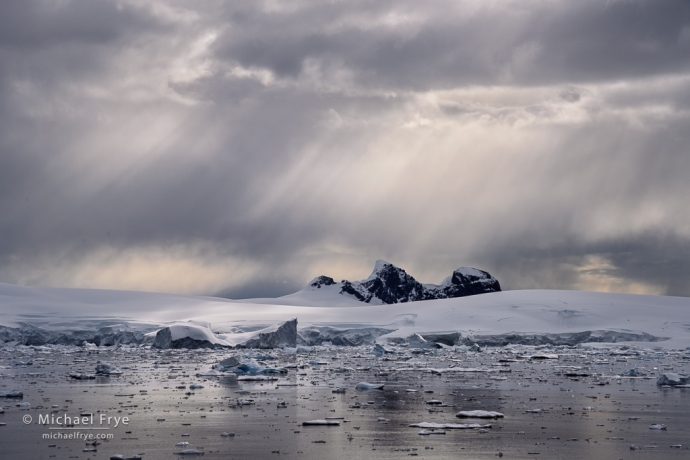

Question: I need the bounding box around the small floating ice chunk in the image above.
[649,424,667,430]
[175,449,205,455]
[456,410,504,419]
[355,382,384,390]
[409,422,492,430]
[220,432,235,437]
[70,373,95,380]
[302,420,341,426]
[175,442,190,447]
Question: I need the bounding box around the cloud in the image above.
[0,0,688,297]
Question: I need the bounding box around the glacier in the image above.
[1,279,690,349]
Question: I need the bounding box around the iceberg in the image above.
[95,361,122,375]
[152,321,231,349]
[657,373,689,386]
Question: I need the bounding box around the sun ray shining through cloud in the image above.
[0,0,689,297]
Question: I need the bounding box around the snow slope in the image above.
[1,282,689,348]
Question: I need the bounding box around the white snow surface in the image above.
[1,282,690,348]
[165,322,230,346]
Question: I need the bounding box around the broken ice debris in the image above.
[302,420,341,426]
[456,410,504,419]
[215,357,286,375]
[656,373,689,386]
[372,343,394,355]
[649,424,667,430]
[95,361,122,375]
[469,343,482,352]
[355,382,384,390]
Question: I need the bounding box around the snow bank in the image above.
[152,322,230,349]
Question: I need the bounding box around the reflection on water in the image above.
[1,345,689,460]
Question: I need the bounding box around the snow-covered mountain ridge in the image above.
[302,260,500,304]
[1,281,690,349]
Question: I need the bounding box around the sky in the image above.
[1,0,689,299]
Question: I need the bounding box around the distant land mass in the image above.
[304,260,500,304]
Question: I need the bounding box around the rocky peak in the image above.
[307,261,500,304]
[308,275,336,289]
[441,267,501,297]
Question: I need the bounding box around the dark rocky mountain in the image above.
[307,260,500,304]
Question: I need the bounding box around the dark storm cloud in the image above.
[213,0,690,89]
[0,0,688,297]
[0,0,160,47]
[480,232,690,297]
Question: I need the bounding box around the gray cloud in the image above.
[0,0,688,298]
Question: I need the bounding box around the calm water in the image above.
[1,345,689,459]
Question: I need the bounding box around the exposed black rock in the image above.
[432,267,502,298]
[309,276,336,288]
[308,260,500,304]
